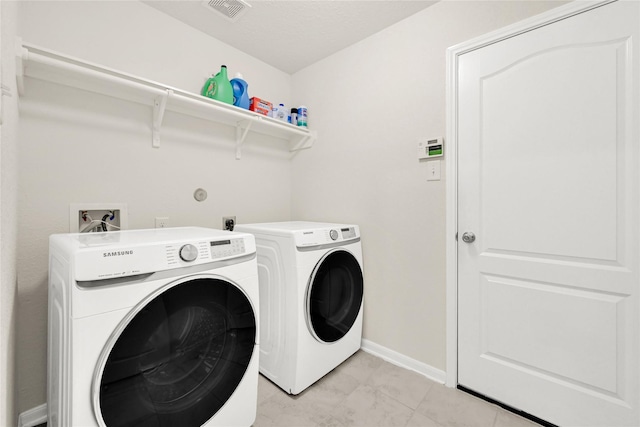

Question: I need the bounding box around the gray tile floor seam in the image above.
[254,350,539,427]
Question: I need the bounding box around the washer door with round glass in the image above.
[95,277,256,427]
[306,249,364,343]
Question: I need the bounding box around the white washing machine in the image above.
[48,227,259,427]
[234,221,363,395]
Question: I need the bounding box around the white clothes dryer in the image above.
[234,221,363,395]
[48,227,259,427]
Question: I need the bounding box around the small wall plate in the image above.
[69,203,128,233]
[194,188,208,202]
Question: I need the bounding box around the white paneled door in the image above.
[456,1,639,426]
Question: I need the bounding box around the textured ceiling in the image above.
[143,0,439,74]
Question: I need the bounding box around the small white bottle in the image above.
[273,103,287,122]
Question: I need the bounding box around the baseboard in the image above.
[18,403,47,427]
[360,339,447,385]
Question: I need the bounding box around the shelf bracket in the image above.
[16,39,27,97]
[289,130,317,157]
[152,89,173,148]
[235,119,254,160]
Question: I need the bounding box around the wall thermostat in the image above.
[418,137,444,160]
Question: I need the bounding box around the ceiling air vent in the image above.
[202,0,252,22]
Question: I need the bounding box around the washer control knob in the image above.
[179,244,198,262]
[329,229,339,241]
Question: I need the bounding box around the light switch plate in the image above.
[427,160,441,181]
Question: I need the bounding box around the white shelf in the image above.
[15,40,316,159]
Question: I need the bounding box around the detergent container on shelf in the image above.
[297,105,308,127]
[201,65,233,105]
[230,73,250,109]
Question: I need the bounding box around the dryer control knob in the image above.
[179,244,198,262]
[329,229,339,241]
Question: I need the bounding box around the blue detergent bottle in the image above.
[230,73,250,109]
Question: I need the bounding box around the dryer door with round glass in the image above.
[95,277,256,427]
[306,249,364,343]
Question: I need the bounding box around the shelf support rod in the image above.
[236,119,253,160]
[152,89,172,148]
[290,130,317,153]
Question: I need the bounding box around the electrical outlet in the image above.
[223,216,236,231]
[155,217,170,228]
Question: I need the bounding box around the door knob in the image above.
[462,232,476,243]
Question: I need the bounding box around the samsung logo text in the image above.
[103,250,134,258]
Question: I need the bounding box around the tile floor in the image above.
[36,350,541,427]
[254,350,541,427]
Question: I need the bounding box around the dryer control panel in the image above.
[295,226,359,248]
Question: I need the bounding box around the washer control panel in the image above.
[68,228,256,282]
[165,238,246,267]
[209,238,246,260]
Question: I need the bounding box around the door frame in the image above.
[444,0,615,388]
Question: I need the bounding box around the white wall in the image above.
[13,0,568,420]
[16,0,294,414]
[290,0,565,371]
[18,1,291,104]
[1,1,20,425]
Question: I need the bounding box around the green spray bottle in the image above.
[201,65,234,105]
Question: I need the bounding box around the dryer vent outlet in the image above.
[223,216,236,231]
